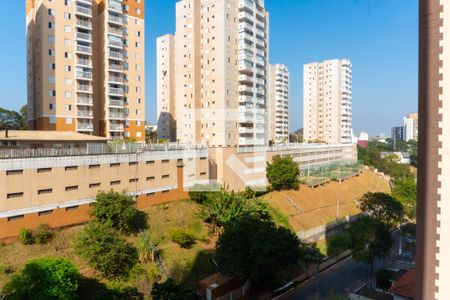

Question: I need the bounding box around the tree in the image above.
[199,189,269,228]
[90,190,147,234]
[215,216,304,285]
[348,217,393,284]
[266,155,300,191]
[75,222,138,279]
[0,106,27,130]
[376,268,394,290]
[360,192,403,226]
[188,182,221,204]
[392,178,417,219]
[151,279,197,300]
[327,232,350,261]
[1,258,79,300]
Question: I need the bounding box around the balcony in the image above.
[76,5,92,17]
[109,64,123,71]
[256,28,265,38]
[77,84,93,93]
[109,123,124,131]
[238,62,253,73]
[108,26,123,36]
[109,51,124,60]
[239,11,254,22]
[109,87,124,96]
[239,74,254,83]
[239,85,253,93]
[238,22,254,32]
[108,39,123,48]
[239,127,255,134]
[239,95,253,103]
[76,71,92,80]
[77,110,93,118]
[109,75,124,83]
[77,32,92,42]
[77,122,93,131]
[76,58,92,67]
[238,31,254,41]
[76,45,92,54]
[109,99,124,107]
[109,15,123,25]
[76,19,92,29]
[109,111,125,119]
[76,96,93,105]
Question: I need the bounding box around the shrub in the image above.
[188,183,221,204]
[75,222,138,279]
[266,155,300,191]
[34,224,53,244]
[19,228,34,245]
[90,190,148,234]
[1,257,79,300]
[169,227,196,248]
[151,279,198,300]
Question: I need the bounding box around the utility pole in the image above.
[336,200,340,219]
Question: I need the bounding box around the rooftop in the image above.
[389,268,415,299]
[0,130,108,142]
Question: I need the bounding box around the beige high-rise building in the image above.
[26,0,145,141]
[156,34,176,141]
[157,0,270,147]
[303,59,352,144]
[403,112,418,142]
[268,64,289,143]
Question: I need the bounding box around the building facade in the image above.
[157,0,269,147]
[156,34,176,141]
[403,112,418,142]
[417,0,450,299]
[268,64,290,143]
[303,59,353,144]
[391,126,405,148]
[26,0,145,141]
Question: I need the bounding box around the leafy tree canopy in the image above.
[392,178,417,219]
[0,105,27,130]
[90,190,147,234]
[75,221,138,279]
[266,155,300,191]
[215,216,305,285]
[1,257,79,300]
[360,192,403,226]
[151,279,198,300]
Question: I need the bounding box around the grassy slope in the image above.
[0,200,217,293]
[262,168,391,232]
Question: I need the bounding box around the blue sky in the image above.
[0,0,417,136]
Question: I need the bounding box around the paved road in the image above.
[277,230,401,300]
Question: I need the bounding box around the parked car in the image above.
[270,280,301,298]
[405,234,416,244]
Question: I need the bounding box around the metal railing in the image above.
[76,45,92,54]
[76,6,92,16]
[76,71,92,79]
[76,97,93,105]
[77,32,92,41]
[109,123,124,130]
[108,51,123,60]
[108,15,123,24]
[76,19,92,28]
[77,85,92,92]
[77,110,93,117]
[77,59,92,67]
[109,64,123,71]
[109,87,124,95]
[109,99,124,106]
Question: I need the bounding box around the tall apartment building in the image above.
[156,34,176,141]
[303,59,353,144]
[157,0,269,147]
[403,112,418,142]
[268,64,289,143]
[391,126,405,148]
[26,0,145,141]
[417,1,450,299]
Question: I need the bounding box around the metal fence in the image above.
[0,142,208,159]
[299,161,362,187]
[296,214,362,241]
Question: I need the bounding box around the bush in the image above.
[34,224,53,244]
[1,257,79,300]
[19,228,34,245]
[90,190,148,234]
[188,183,221,204]
[266,155,300,191]
[169,227,196,248]
[75,222,138,279]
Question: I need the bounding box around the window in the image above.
[66,117,72,124]
[64,65,71,72]
[162,190,170,194]
[7,192,23,199]
[48,35,55,44]
[146,160,155,164]
[135,8,141,14]
[6,170,23,175]
[48,22,54,29]
[64,26,71,33]
[162,175,170,179]
[129,178,138,183]
[200,157,207,160]
[65,166,77,171]
[162,160,169,163]
[48,63,56,70]
[89,183,101,188]
[7,215,24,222]
[38,210,53,216]
[38,189,53,195]
[64,39,71,46]
[48,77,55,84]
[64,0,71,5]
[48,49,55,56]
[49,90,56,97]
[146,176,155,181]
[129,161,138,166]
[65,205,79,211]
[37,168,52,173]
[64,52,72,59]
[65,92,72,99]
[110,180,121,185]
[147,192,155,196]
[65,185,78,191]
[64,12,71,20]
[200,172,206,176]
[49,116,56,124]
[48,9,56,16]
[110,163,120,167]
[89,164,100,169]
[65,78,72,85]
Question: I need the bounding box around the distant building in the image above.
[381,151,411,165]
[403,113,418,142]
[303,59,353,144]
[357,131,369,148]
[268,64,290,143]
[391,126,405,148]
